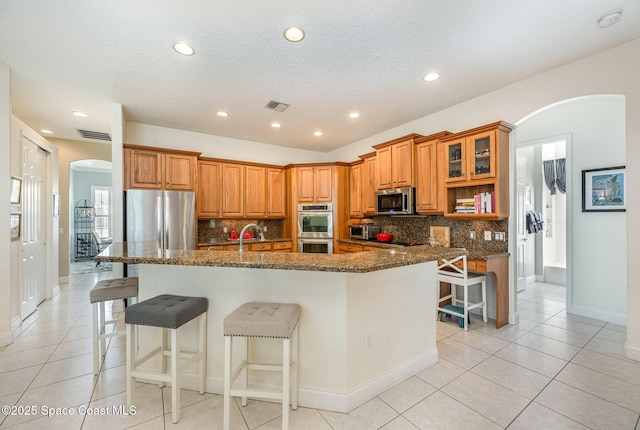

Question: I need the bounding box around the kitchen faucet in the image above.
[238,223,265,253]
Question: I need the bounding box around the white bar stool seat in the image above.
[437,255,487,331]
[125,294,208,424]
[89,277,139,375]
[223,302,301,430]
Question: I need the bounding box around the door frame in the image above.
[510,133,573,322]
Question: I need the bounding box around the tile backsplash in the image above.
[199,216,507,252]
[198,219,283,244]
[369,215,508,252]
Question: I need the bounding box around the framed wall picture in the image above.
[10,176,22,205]
[582,166,626,212]
[10,213,21,240]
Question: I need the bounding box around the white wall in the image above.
[518,96,625,321]
[0,63,12,346]
[126,122,328,165]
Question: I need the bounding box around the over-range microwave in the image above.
[375,187,416,215]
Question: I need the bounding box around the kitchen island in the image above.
[96,242,465,412]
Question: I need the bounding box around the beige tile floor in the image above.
[1,267,639,429]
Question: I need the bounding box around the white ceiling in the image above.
[1,1,639,152]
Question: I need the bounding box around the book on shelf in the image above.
[454,192,495,214]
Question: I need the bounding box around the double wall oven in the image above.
[297,203,333,254]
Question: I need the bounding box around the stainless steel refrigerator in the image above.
[125,189,196,275]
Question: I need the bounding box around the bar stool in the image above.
[125,294,208,424]
[437,255,487,331]
[223,302,301,430]
[90,277,139,375]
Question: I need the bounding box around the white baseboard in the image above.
[526,275,537,284]
[145,348,439,413]
[11,316,21,332]
[509,311,519,325]
[51,284,60,299]
[0,330,12,347]
[624,342,640,362]
[59,276,70,285]
[570,304,626,326]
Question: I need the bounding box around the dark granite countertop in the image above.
[96,242,466,273]
[337,239,509,260]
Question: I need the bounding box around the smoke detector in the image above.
[597,10,622,28]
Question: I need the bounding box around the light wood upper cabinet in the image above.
[442,121,515,220]
[349,162,363,218]
[128,149,163,189]
[415,139,439,212]
[414,132,451,214]
[296,166,333,203]
[443,130,497,184]
[361,154,376,215]
[373,134,422,190]
[124,145,199,191]
[198,159,285,219]
[165,154,196,190]
[267,168,286,217]
[221,163,245,217]
[245,165,267,217]
[197,160,221,218]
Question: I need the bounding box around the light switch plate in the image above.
[484,231,492,241]
[469,231,476,240]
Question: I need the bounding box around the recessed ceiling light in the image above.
[284,27,305,42]
[271,122,281,128]
[173,42,195,56]
[597,10,622,28]
[216,111,229,117]
[72,111,88,117]
[349,112,360,119]
[424,72,440,82]
[40,129,53,134]
[314,131,322,136]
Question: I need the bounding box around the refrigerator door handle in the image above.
[157,194,165,249]
[163,191,170,250]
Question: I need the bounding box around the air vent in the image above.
[77,129,112,141]
[264,100,290,112]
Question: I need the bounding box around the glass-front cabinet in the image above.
[444,131,497,183]
[469,131,496,181]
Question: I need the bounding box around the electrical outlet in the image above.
[484,231,492,241]
[494,232,505,241]
[364,332,372,349]
[223,227,228,233]
[263,225,267,232]
[469,231,476,240]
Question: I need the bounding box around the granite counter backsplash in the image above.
[367,215,508,253]
[198,219,283,243]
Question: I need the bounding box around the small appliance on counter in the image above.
[349,224,381,240]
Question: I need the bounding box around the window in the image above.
[92,186,112,239]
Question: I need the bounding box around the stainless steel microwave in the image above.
[375,187,415,215]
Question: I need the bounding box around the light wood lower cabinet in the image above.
[249,242,272,252]
[336,243,364,254]
[272,241,292,252]
[199,241,291,252]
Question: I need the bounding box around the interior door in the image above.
[21,138,47,320]
[516,155,527,292]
